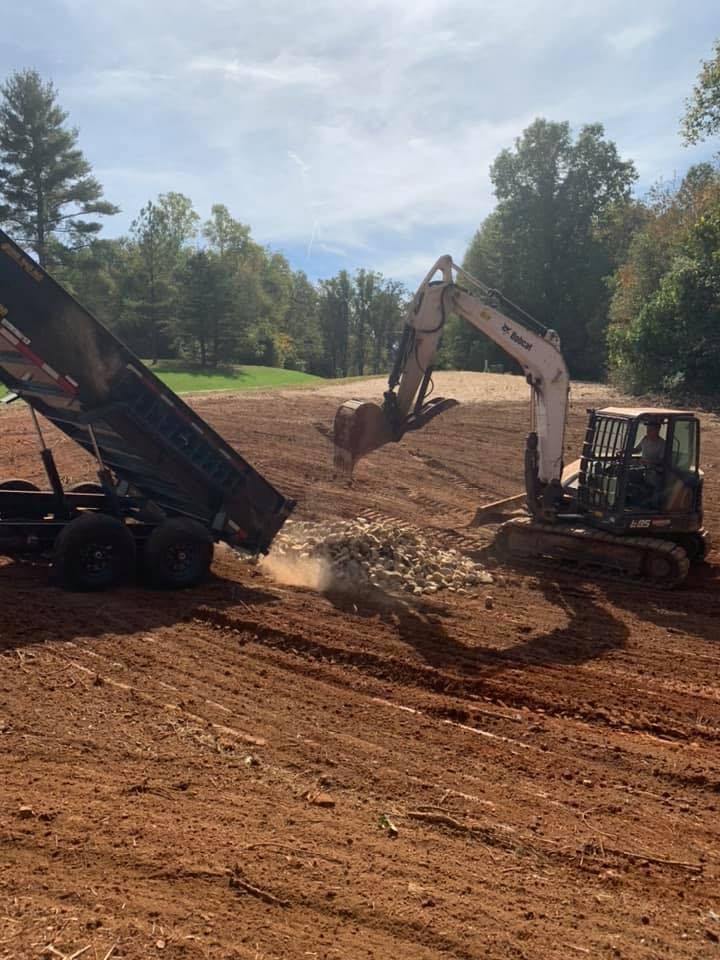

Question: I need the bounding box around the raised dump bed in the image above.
[0,229,295,590]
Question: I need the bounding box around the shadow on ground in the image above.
[0,559,279,652]
[323,572,629,675]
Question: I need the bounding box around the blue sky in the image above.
[2,0,718,287]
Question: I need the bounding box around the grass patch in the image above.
[147,363,326,394]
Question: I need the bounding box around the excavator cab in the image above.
[573,408,704,557]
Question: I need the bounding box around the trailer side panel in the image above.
[0,231,294,552]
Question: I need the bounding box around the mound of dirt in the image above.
[261,516,493,596]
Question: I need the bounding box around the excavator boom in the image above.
[332,256,570,515]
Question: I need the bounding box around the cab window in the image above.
[670,419,698,472]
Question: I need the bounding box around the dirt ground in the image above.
[284,370,623,404]
[1,374,720,960]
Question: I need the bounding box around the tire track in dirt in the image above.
[182,602,720,746]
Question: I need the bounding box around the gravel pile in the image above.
[265,517,492,596]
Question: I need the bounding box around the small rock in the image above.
[305,791,336,808]
[484,596,494,610]
[17,806,34,820]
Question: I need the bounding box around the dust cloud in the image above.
[259,550,333,592]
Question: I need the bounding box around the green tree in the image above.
[172,250,235,367]
[251,252,293,366]
[59,237,133,334]
[203,203,251,256]
[318,271,353,377]
[283,271,323,372]
[608,196,720,394]
[608,166,720,334]
[608,170,720,394]
[202,204,258,362]
[368,278,406,374]
[125,193,199,362]
[682,39,720,145]
[352,269,377,375]
[463,119,637,378]
[0,69,117,265]
[439,214,505,370]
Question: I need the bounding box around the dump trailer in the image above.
[0,229,295,590]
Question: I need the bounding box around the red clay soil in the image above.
[1,389,720,960]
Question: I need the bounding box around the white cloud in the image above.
[6,0,714,280]
[287,151,310,178]
[188,54,336,88]
[63,68,174,102]
[606,22,665,54]
[373,251,451,284]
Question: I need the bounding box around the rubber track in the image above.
[495,516,690,588]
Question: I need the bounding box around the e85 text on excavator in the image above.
[331,256,706,588]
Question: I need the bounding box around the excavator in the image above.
[331,256,706,588]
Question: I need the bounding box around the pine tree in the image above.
[173,250,235,368]
[126,194,199,363]
[0,69,118,265]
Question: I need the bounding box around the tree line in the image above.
[443,39,720,396]
[2,43,720,393]
[0,70,408,377]
[59,194,407,376]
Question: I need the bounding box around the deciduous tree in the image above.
[682,39,720,145]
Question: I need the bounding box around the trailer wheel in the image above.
[0,479,40,491]
[54,513,136,591]
[68,482,105,494]
[0,479,43,519]
[143,518,214,589]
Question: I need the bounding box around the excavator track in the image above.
[495,516,690,588]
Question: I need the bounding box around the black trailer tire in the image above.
[54,513,136,591]
[0,479,40,491]
[143,518,214,589]
[0,479,44,519]
[68,482,105,494]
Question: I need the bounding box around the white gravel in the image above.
[261,516,492,597]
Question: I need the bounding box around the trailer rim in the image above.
[54,513,136,591]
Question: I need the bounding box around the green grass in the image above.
[147,363,326,394]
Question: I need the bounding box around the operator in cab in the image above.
[633,418,666,507]
[634,420,666,465]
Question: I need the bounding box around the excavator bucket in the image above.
[332,400,395,479]
[331,395,460,479]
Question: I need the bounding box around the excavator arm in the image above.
[332,256,570,516]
